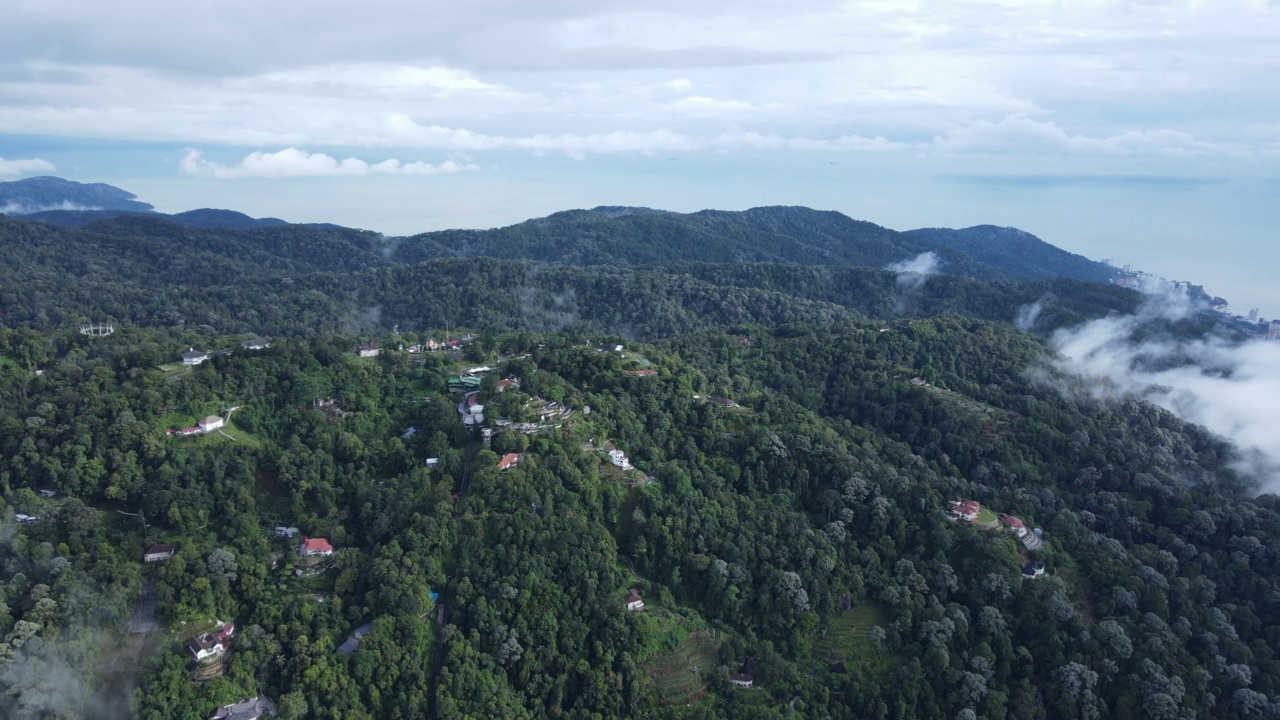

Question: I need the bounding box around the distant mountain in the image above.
[0,214,393,294]
[21,207,299,230]
[0,176,155,214]
[393,205,1114,283]
[903,225,1118,284]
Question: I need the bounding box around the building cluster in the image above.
[407,339,463,353]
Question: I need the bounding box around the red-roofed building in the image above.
[948,498,982,522]
[1000,514,1025,530]
[497,453,521,471]
[298,537,334,557]
[623,369,657,377]
[209,621,236,645]
[497,378,515,392]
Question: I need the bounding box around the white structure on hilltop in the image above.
[608,449,633,470]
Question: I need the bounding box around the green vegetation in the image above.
[0,208,1274,719]
[808,605,893,677]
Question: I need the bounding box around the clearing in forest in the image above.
[640,629,721,707]
[924,386,1019,440]
[808,604,893,676]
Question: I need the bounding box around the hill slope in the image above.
[904,224,1117,283]
[393,205,1112,282]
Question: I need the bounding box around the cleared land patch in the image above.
[640,629,721,707]
[808,604,893,677]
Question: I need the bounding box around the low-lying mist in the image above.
[1046,292,1280,492]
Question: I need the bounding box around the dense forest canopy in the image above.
[1,202,1275,719]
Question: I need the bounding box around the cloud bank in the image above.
[1049,294,1280,491]
[180,148,478,179]
[0,201,103,215]
[0,157,55,176]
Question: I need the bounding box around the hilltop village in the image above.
[0,315,1266,720]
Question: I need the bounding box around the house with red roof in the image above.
[497,453,521,471]
[948,498,982,522]
[297,537,334,557]
[623,369,657,377]
[999,514,1044,550]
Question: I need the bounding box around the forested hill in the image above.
[18,208,299,230]
[2,321,1277,719]
[391,205,1120,284]
[0,211,1139,339]
[0,175,155,214]
[904,225,1118,284]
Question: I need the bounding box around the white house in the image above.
[357,341,380,358]
[144,544,176,562]
[242,338,271,350]
[624,589,644,611]
[14,513,40,525]
[182,348,211,366]
[199,415,225,432]
[608,450,633,470]
[186,635,224,662]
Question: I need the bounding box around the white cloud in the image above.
[1,2,1276,161]
[1050,291,1280,490]
[934,115,1240,156]
[887,251,942,293]
[0,156,55,176]
[1,200,102,214]
[179,148,479,179]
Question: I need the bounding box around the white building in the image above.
[199,415,225,432]
[608,450,633,470]
[182,348,211,366]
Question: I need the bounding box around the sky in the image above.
[0,0,1277,313]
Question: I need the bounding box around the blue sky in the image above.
[1,0,1278,314]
